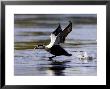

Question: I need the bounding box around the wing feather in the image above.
[54,21,72,45]
[52,24,62,36]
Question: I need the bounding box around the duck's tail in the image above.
[66,53,72,56]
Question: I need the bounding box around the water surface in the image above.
[14,14,97,76]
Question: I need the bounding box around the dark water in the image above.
[14,14,97,76]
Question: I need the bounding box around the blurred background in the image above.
[14,14,96,49]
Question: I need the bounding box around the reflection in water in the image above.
[14,14,97,76]
[35,60,68,76]
[49,61,67,76]
[49,65,66,76]
[14,46,97,76]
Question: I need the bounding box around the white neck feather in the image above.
[46,34,56,48]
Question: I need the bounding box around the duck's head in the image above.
[34,45,45,49]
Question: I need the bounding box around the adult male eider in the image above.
[34,21,72,59]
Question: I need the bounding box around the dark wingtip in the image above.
[69,21,72,23]
[68,21,72,26]
[58,23,61,27]
[52,23,62,36]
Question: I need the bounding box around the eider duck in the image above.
[34,21,72,59]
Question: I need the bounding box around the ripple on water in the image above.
[14,24,97,76]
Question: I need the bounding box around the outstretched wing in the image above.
[46,24,62,48]
[54,21,72,45]
[52,24,62,36]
